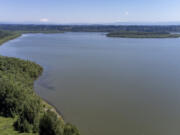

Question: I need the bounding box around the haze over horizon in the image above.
[0,0,180,25]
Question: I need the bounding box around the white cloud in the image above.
[125,11,129,16]
[40,18,49,22]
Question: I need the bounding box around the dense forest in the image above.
[1,24,180,33]
[0,56,80,135]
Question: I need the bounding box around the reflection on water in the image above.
[1,33,180,135]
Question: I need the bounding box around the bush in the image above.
[14,117,32,133]
[14,97,41,133]
[0,79,26,117]
[39,110,63,135]
[64,123,80,135]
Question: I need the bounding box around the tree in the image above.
[39,110,63,135]
[0,79,26,117]
[64,123,80,135]
[14,97,41,133]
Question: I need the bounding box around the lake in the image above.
[1,32,180,135]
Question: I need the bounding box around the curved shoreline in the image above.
[0,33,21,45]
[0,34,65,121]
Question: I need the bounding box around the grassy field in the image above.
[0,116,37,135]
[106,31,180,38]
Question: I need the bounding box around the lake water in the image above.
[1,32,180,135]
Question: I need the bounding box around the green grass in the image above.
[0,116,37,135]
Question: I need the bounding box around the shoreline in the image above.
[41,97,65,120]
[0,34,65,121]
[0,33,22,45]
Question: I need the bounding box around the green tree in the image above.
[14,97,41,133]
[0,79,26,117]
[39,110,63,135]
[64,123,80,135]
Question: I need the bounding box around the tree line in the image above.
[1,24,180,33]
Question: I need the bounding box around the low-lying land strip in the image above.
[106,31,180,38]
[0,30,21,45]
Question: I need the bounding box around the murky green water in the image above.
[1,32,180,135]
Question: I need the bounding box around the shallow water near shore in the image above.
[1,32,180,135]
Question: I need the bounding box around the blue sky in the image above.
[0,0,180,24]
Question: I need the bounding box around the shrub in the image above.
[0,79,26,117]
[39,110,63,135]
[14,97,41,133]
[14,117,32,133]
[64,123,80,135]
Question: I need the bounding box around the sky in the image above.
[0,0,180,24]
